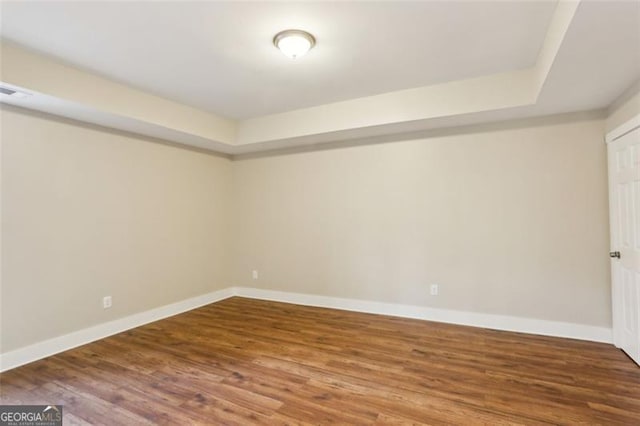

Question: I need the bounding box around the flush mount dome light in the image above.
[273,29,316,59]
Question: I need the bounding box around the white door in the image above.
[608,124,640,366]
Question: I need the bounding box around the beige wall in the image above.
[1,106,612,356]
[232,114,611,327]
[1,106,232,352]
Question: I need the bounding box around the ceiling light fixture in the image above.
[273,29,316,59]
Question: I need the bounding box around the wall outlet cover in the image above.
[103,296,112,309]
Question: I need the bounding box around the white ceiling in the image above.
[0,0,639,155]
[535,0,640,112]
[0,0,558,119]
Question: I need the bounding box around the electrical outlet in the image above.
[430,284,439,296]
[103,296,112,309]
[252,270,259,280]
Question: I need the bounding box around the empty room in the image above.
[1,0,640,424]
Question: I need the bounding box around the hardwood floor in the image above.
[1,297,639,425]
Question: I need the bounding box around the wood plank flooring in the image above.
[1,297,639,425]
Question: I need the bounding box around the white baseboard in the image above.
[0,287,235,372]
[233,287,613,344]
[1,286,613,372]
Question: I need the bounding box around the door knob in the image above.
[610,251,621,259]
